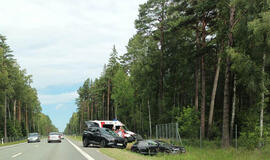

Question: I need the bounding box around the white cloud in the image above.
[55,104,64,110]
[0,0,147,90]
[39,91,78,106]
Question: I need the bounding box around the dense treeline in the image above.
[0,35,58,139]
[65,0,270,148]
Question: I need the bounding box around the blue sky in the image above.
[0,0,146,132]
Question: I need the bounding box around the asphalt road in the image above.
[0,137,114,160]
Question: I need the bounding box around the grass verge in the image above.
[66,136,270,160]
[67,135,82,141]
[0,139,26,147]
[100,144,270,160]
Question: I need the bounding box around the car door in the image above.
[86,128,96,142]
[92,128,102,143]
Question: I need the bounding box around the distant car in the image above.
[48,132,61,143]
[131,140,158,155]
[27,133,40,143]
[154,140,186,154]
[60,133,64,139]
[82,127,126,149]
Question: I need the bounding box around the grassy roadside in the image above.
[100,144,270,160]
[66,136,270,160]
[67,135,82,141]
[0,139,26,147]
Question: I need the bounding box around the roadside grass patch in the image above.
[66,135,270,160]
[0,139,26,147]
[100,144,270,160]
[68,135,82,141]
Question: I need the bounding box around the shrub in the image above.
[177,106,200,139]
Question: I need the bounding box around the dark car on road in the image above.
[131,140,158,155]
[27,133,40,143]
[154,140,186,154]
[82,127,126,149]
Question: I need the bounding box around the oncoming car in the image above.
[27,133,40,143]
[48,132,61,143]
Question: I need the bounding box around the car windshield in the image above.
[146,140,158,145]
[49,132,59,135]
[100,128,119,137]
[29,133,38,137]
[157,140,171,147]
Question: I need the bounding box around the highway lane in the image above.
[0,138,114,160]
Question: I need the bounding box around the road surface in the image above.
[0,137,114,160]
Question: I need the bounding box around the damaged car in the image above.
[82,127,127,149]
[131,140,158,155]
[154,140,186,154]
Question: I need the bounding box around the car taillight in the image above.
[48,136,50,139]
[59,135,61,139]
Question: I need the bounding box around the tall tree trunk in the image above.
[87,101,90,120]
[91,101,93,120]
[222,56,231,148]
[140,103,142,133]
[18,100,21,123]
[7,101,11,120]
[115,104,117,120]
[107,79,111,120]
[230,75,237,140]
[208,56,221,136]
[195,59,200,112]
[94,100,97,120]
[25,104,28,133]
[80,104,84,133]
[260,53,266,146]
[4,93,7,140]
[201,55,206,139]
[200,18,207,139]
[13,100,17,125]
[222,5,236,148]
[102,92,105,120]
[148,99,152,138]
[195,27,200,112]
[158,2,165,119]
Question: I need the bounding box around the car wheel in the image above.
[48,141,50,143]
[121,144,127,149]
[100,139,106,148]
[83,138,89,147]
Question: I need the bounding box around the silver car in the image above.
[28,133,40,143]
[48,132,61,143]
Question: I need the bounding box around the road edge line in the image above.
[66,138,95,160]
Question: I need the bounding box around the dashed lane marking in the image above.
[12,152,22,158]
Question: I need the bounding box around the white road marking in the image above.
[66,138,95,160]
[12,152,22,158]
